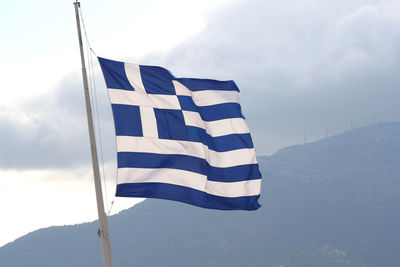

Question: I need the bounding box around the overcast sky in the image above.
[1,0,399,247]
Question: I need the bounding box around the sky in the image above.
[0,0,399,247]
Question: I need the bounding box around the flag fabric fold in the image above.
[98,57,262,210]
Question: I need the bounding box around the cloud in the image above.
[2,0,399,245]
[0,73,116,170]
[1,0,399,169]
[142,0,400,153]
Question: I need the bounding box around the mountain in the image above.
[1,122,399,267]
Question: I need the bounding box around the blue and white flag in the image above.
[98,57,262,210]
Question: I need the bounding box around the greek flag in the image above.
[98,57,262,210]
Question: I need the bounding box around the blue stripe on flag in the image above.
[117,152,261,182]
[116,183,260,210]
[118,152,206,175]
[177,96,197,112]
[98,57,135,91]
[198,103,244,121]
[177,78,239,92]
[207,164,262,182]
[186,126,254,152]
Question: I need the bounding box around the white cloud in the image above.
[317,1,400,84]
[147,0,400,153]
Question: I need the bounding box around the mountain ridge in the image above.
[1,122,399,266]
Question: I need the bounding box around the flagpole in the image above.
[73,2,114,267]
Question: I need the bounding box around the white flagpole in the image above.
[73,2,114,267]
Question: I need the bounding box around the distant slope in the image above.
[1,122,399,267]
[257,122,400,266]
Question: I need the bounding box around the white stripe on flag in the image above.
[192,90,240,106]
[173,80,240,106]
[116,136,258,167]
[206,179,261,197]
[118,167,205,192]
[108,89,181,110]
[182,111,250,137]
[117,167,261,197]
